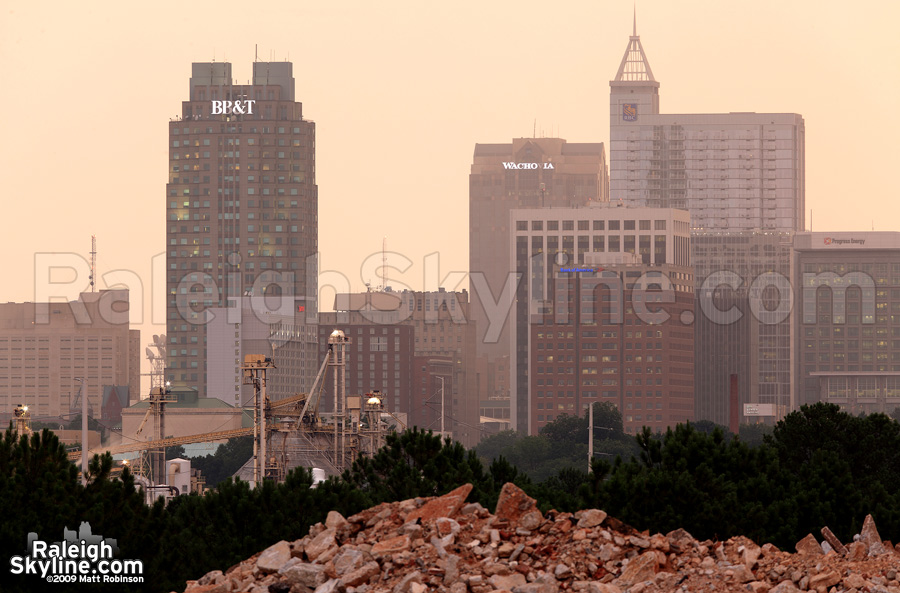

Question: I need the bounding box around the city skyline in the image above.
[2,1,899,386]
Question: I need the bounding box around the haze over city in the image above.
[1,0,899,355]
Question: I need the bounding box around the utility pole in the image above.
[439,376,445,439]
[242,355,276,485]
[588,402,593,473]
[75,377,88,484]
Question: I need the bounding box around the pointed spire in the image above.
[614,12,656,83]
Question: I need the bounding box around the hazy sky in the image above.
[2,0,899,359]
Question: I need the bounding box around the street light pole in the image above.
[439,377,445,439]
[588,403,593,473]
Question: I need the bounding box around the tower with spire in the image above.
[605,13,806,433]
[609,10,659,133]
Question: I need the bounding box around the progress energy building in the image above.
[794,232,900,414]
[609,22,805,424]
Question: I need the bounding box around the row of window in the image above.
[516,219,668,232]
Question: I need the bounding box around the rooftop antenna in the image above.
[633,3,637,37]
[533,119,536,138]
[89,235,97,292]
[255,44,258,63]
[382,237,388,291]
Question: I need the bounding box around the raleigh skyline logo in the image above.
[211,99,257,115]
[623,103,637,121]
[9,521,143,585]
[501,162,554,170]
[824,237,866,246]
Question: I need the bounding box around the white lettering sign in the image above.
[501,162,554,170]
[210,100,257,115]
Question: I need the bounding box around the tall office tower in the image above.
[793,232,900,414]
[510,204,693,433]
[0,290,140,419]
[609,23,805,424]
[609,23,805,231]
[166,61,318,398]
[469,138,609,428]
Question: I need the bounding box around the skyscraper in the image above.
[609,23,805,232]
[166,61,318,398]
[469,138,609,424]
[608,21,805,424]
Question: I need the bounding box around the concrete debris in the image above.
[177,483,900,593]
[861,513,888,556]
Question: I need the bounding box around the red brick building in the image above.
[530,265,694,435]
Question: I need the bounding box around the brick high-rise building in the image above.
[166,61,317,397]
[529,268,694,435]
[510,204,693,433]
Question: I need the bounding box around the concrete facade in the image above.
[608,25,805,425]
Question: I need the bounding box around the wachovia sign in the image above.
[502,162,554,170]
[211,100,257,115]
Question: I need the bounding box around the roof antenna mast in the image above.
[89,235,97,292]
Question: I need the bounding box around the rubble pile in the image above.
[179,483,900,593]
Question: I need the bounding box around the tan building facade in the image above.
[469,138,610,411]
[0,290,140,420]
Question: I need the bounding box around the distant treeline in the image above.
[4,402,900,592]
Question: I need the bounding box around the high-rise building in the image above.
[166,61,318,398]
[510,204,693,433]
[0,290,140,419]
[608,22,804,424]
[793,232,900,414]
[469,138,610,425]
[609,24,805,232]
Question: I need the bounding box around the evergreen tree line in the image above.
[4,402,900,593]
